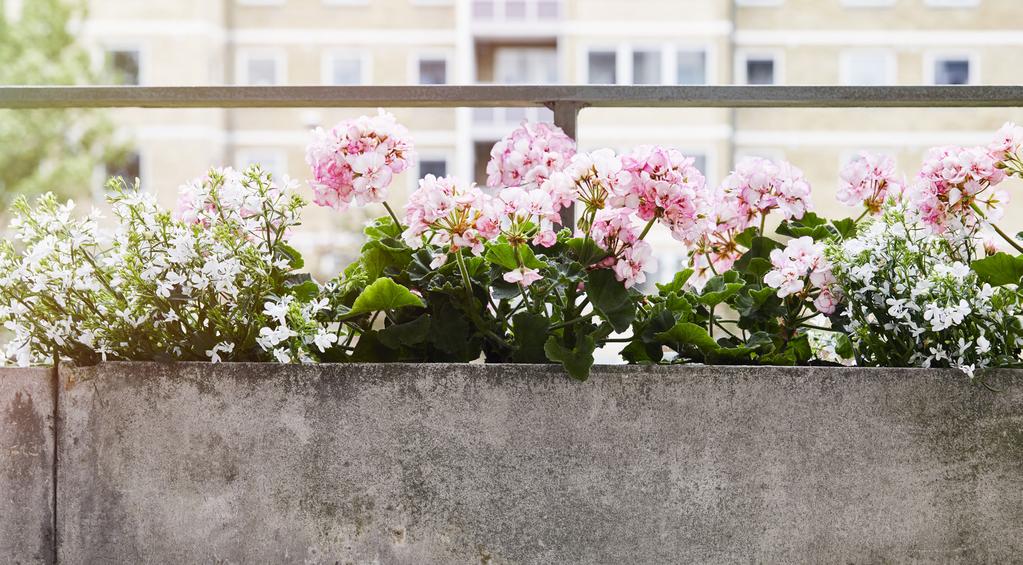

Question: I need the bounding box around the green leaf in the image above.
[745,257,773,279]
[544,334,595,381]
[971,252,1023,286]
[484,243,519,270]
[698,281,745,307]
[364,215,402,240]
[288,280,320,302]
[278,243,304,270]
[776,212,834,241]
[834,333,854,359]
[347,278,425,317]
[832,217,858,239]
[656,322,718,353]
[426,294,482,361]
[511,312,549,363]
[656,268,694,295]
[585,269,636,333]
[485,242,546,271]
[566,237,609,265]
[377,314,432,349]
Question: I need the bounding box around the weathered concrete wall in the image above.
[0,367,55,565]
[57,363,1023,564]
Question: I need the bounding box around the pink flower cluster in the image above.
[905,142,1007,234]
[498,186,559,247]
[486,122,577,190]
[544,148,675,288]
[402,173,561,285]
[589,207,655,289]
[763,236,840,314]
[305,110,416,211]
[838,152,901,213]
[716,157,812,232]
[402,175,498,257]
[620,145,713,246]
[988,122,1023,162]
[691,157,813,289]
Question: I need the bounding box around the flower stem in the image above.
[853,209,870,224]
[638,217,657,241]
[382,201,404,231]
[990,222,1023,254]
[970,202,1023,254]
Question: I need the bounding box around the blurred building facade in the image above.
[80,0,1023,279]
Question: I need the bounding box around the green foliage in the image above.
[0,0,126,203]
[971,252,1023,287]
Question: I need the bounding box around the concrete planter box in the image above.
[0,367,55,565]
[46,362,1023,563]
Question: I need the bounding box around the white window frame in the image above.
[924,51,978,85]
[839,49,897,86]
[924,0,980,7]
[735,49,783,86]
[410,52,452,85]
[321,50,371,86]
[236,48,287,86]
[235,148,289,180]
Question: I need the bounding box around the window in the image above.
[106,49,141,85]
[238,50,285,86]
[925,0,979,6]
[237,0,285,5]
[840,50,895,86]
[236,149,288,180]
[735,0,783,5]
[106,151,141,189]
[417,57,448,85]
[677,49,707,85]
[323,54,364,85]
[587,50,617,84]
[505,0,526,18]
[841,0,894,6]
[632,49,662,85]
[930,55,973,85]
[419,158,448,179]
[495,47,558,84]
[739,53,778,85]
[690,153,707,176]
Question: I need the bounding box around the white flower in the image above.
[206,341,235,363]
[312,328,338,352]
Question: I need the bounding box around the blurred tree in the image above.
[0,0,127,204]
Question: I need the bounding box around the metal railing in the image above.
[3,85,1023,142]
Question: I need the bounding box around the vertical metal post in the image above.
[549,100,585,228]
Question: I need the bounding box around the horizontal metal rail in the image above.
[1,85,1022,109]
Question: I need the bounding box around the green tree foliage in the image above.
[0,0,126,203]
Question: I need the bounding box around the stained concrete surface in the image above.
[55,363,1023,564]
[0,367,55,565]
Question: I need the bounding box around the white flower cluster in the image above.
[0,167,339,366]
[828,203,1023,377]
